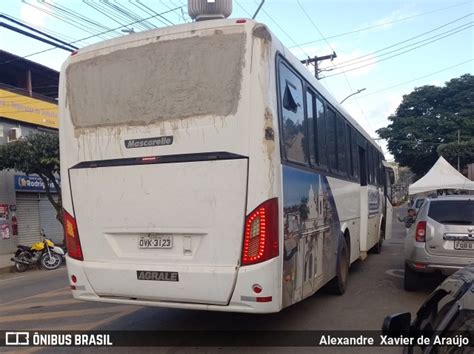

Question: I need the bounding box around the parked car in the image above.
[383,265,474,353]
[404,196,474,291]
[412,197,426,212]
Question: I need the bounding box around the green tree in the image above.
[377,74,474,177]
[0,133,62,233]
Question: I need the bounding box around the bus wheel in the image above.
[327,238,349,295]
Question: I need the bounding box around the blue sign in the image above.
[14,175,59,193]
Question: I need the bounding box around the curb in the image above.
[0,265,14,274]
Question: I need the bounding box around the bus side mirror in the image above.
[382,312,411,336]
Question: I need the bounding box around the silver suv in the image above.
[404,195,474,291]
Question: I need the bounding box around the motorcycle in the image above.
[11,230,65,272]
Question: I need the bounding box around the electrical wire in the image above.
[129,1,170,27]
[137,0,174,25]
[0,12,77,43]
[323,17,473,71]
[324,24,473,78]
[41,0,117,35]
[296,0,372,130]
[100,1,155,30]
[83,0,132,31]
[290,1,471,48]
[0,6,184,66]
[21,0,112,39]
[347,59,474,100]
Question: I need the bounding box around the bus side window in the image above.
[279,63,307,164]
[326,108,337,172]
[373,147,379,186]
[351,129,359,178]
[378,153,384,187]
[370,146,376,185]
[335,114,346,175]
[346,124,353,178]
[306,90,317,166]
[315,96,327,167]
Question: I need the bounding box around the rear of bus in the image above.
[60,19,283,313]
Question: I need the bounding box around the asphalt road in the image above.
[0,206,444,352]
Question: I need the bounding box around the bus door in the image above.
[358,144,369,258]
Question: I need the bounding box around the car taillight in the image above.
[415,221,427,242]
[241,198,278,266]
[64,209,83,261]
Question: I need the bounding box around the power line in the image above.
[21,0,113,39]
[40,1,118,36]
[324,24,473,77]
[290,1,471,48]
[0,12,78,43]
[0,6,183,66]
[296,0,372,130]
[0,14,78,50]
[235,0,311,58]
[132,1,173,26]
[349,59,474,100]
[0,22,75,52]
[83,0,133,31]
[323,18,473,72]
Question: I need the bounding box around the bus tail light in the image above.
[64,209,83,261]
[415,221,426,242]
[241,198,278,266]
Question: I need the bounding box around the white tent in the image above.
[409,156,474,195]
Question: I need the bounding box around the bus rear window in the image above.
[66,32,246,128]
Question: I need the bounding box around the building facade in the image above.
[0,51,61,256]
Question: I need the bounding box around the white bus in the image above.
[60,17,394,313]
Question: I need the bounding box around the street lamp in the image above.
[340,88,366,104]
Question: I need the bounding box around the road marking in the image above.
[385,269,405,278]
[0,298,79,313]
[0,305,132,323]
[0,286,69,306]
[0,275,28,282]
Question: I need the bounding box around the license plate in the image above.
[138,234,173,249]
[454,240,474,250]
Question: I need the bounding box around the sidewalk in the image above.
[0,253,13,274]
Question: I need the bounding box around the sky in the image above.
[1,0,473,159]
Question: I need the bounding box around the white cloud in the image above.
[20,3,47,27]
[355,6,418,36]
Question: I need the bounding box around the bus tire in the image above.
[327,237,349,295]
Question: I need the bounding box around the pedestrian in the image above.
[397,208,416,236]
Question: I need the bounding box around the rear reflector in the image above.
[414,263,426,269]
[64,209,83,261]
[241,198,278,266]
[252,284,263,294]
[256,296,272,303]
[415,221,427,242]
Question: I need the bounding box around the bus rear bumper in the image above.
[66,256,282,314]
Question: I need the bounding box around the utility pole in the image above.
[458,129,461,172]
[300,51,337,79]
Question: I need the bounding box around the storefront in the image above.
[0,175,62,258]
[10,174,63,246]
